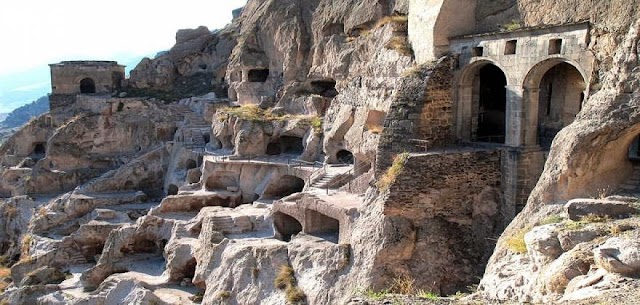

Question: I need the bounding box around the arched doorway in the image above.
[475,65,507,143]
[523,59,587,148]
[457,61,508,144]
[536,63,586,148]
[80,78,96,94]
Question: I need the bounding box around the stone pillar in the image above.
[457,85,473,141]
[523,88,540,146]
[505,85,524,147]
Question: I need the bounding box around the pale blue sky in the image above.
[0,0,247,112]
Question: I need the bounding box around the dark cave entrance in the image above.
[475,65,507,143]
[168,184,179,196]
[186,159,198,170]
[248,69,269,83]
[80,78,96,94]
[273,212,303,242]
[261,175,305,200]
[336,149,354,164]
[266,136,304,156]
[32,143,46,156]
[310,79,338,98]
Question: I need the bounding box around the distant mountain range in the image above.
[0,95,49,145]
[1,95,49,129]
[0,54,147,113]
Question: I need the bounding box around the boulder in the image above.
[564,199,639,221]
[593,236,640,276]
[524,224,563,270]
[19,266,66,287]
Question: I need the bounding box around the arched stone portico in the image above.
[452,22,594,149]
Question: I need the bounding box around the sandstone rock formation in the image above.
[2,0,640,304]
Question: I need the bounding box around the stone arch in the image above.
[273,212,303,242]
[79,78,96,94]
[522,58,588,147]
[261,175,305,200]
[457,60,510,143]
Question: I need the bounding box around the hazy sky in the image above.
[0,0,246,113]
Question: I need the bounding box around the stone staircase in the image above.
[209,216,235,232]
[67,251,88,265]
[169,104,211,151]
[90,277,120,297]
[618,163,640,195]
[310,172,342,188]
[309,165,356,190]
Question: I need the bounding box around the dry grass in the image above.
[505,228,528,254]
[365,123,384,134]
[385,36,413,56]
[538,214,564,226]
[391,275,415,294]
[217,105,322,133]
[374,15,408,29]
[376,152,409,191]
[0,266,11,293]
[3,205,17,219]
[274,265,306,304]
[500,19,522,31]
[216,290,231,299]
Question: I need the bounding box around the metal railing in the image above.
[322,161,373,195]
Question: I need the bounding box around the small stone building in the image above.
[49,61,125,109]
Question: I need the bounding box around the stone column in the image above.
[457,85,473,141]
[505,85,524,147]
[523,88,540,146]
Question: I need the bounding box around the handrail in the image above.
[324,161,372,194]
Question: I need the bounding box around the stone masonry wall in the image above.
[373,149,505,294]
[375,56,454,176]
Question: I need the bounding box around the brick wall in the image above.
[375,149,506,294]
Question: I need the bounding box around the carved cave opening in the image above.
[32,143,46,157]
[305,210,339,243]
[266,136,304,156]
[336,149,354,164]
[248,69,269,83]
[80,78,96,94]
[168,184,179,196]
[261,175,305,200]
[186,159,198,170]
[310,80,338,98]
[273,212,302,242]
